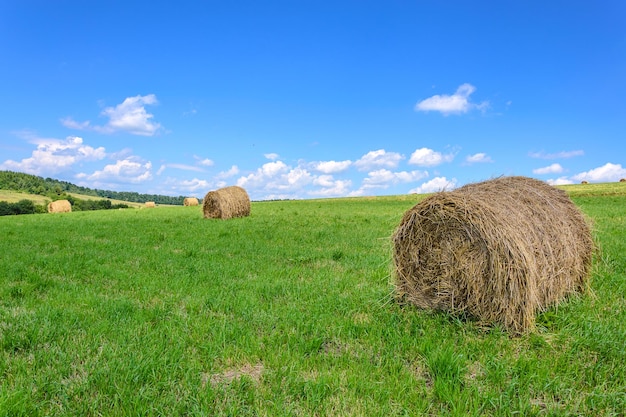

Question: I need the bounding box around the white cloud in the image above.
[363,169,428,187]
[194,156,214,166]
[409,148,454,167]
[409,177,457,194]
[529,150,584,159]
[313,160,352,174]
[264,153,280,160]
[465,153,493,164]
[533,163,564,175]
[354,149,403,171]
[77,157,152,184]
[175,178,213,193]
[572,163,626,183]
[216,165,240,179]
[546,177,574,186]
[310,177,352,197]
[415,84,488,115]
[237,161,289,189]
[61,94,162,136]
[0,135,106,176]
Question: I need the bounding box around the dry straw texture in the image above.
[48,199,72,213]
[203,186,250,219]
[392,176,594,334]
[145,202,156,208]
[183,197,199,206]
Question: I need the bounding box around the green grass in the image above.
[1,190,625,416]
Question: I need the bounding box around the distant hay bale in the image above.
[203,186,250,219]
[145,201,156,208]
[581,180,589,184]
[620,178,626,183]
[48,199,72,213]
[392,176,594,334]
[183,197,199,206]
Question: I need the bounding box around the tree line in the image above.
[0,170,187,205]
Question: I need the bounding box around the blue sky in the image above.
[1,1,625,200]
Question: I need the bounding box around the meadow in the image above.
[0,185,625,416]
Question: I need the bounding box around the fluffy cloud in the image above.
[533,163,564,175]
[62,94,162,136]
[362,169,428,187]
[409,177,457,194]
[0,135,106,175]
[354,149,403,171]
[415,84,488,115]
[313,160,352,174]
[571,163,626,183]
[77,157,152,184]
[465,153,493,164]
[409,148,454,167]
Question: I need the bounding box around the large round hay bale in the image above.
[392,176,594,334]
[47,199,72,213]
[202,186,250,219]
[183,197,199,206]
[145,201,156,208]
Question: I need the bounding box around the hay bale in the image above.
[620,178,626,183]
[183,197,199,206]
[48,199,72,213]
[145,201,156,208]
[581,180,589,184]
[392,176,594,334]
[203,186,250,219]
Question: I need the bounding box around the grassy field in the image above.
[1,184,625,416]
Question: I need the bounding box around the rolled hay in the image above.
[145,201,156,208]
[183,197,199,206]
[620,178,626,183]
[48,199,72,213]
[203,186,250,219]
[392,176,594,334]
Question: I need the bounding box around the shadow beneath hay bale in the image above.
[392,176,594,335]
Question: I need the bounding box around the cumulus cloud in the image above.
[61,94,162,136]
[177,178,212,192]
[216,165,240,179]
[237,161,290,189]
[529,150,584,159]
[264,153,280,160]
[415,84,488,115]
[310,177,352,197]
[571,163,626,183]
[465,153,493,164]
[194,156,214,166]
[77,157,152,184]
[0,135,106,176]
[354,149,403,171]
[409,148,454,167]
[546,177,574,186]
[313,160,352,174]
[409,177,457,194]
[533,163,564,175]
[362,169,428,187]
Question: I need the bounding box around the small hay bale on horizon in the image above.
[184,197,199,206]
[620,178,626,183]
[48,199,72,213]
[392,176,594,334]
[202,186,250,219]
[145,201,156,208]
